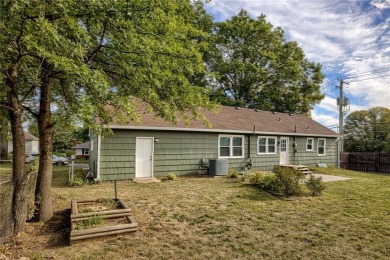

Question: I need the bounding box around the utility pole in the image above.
[337,79,349,153]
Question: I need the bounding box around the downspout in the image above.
[245,125,256,170]
[97,135,101,180]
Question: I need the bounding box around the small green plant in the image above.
[76,214,104,230]
[71,177,85,187]
[167,172,177,180]
[273,166,305,197]
[100,198,119,209]
[306,174,325,196]
[26,158,39,173]
[79,207,94,213]
[27,200,37,220]
[227,168,239,178]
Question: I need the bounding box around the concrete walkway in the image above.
[311,173,352,182]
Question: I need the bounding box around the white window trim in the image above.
[218,135,245,158]
[317,138,326,156]
[257,136,277,155]
[306,138,314,152]
[90,139,94,151]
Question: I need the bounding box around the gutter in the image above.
[108,125,340,138]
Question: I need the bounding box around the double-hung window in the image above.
[258,137,277,154]
[317,138,326,156]
[219,135,244,158]
[306,138,314,151]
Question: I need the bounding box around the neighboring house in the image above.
[8,132,39,154]
[72,141,90,158]
[89,105,339,181]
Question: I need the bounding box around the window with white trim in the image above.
[317,138,326,156]
[258,136,277,154]
[306,138,314,151]
[219,135,244,158]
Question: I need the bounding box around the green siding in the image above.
[97,130,338,180]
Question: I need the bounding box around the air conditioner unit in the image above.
[209,159,228,176]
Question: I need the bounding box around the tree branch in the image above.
[21,84,37,103]
[85,20,108,63]
[22,105,39,118]
[0,102,15,111]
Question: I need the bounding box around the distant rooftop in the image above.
[72,141,90,149]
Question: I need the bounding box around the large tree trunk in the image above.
[35,62,54,222]
[0,117,8,160]
[8,69,28,235]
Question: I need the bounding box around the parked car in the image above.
[53,155,69,166]
[25,153,40,163]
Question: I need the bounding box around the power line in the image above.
[345,67,390,79]
[322,86,338,95]
[321,79,338,90]
[349,74,390,82]
[348,67,390,78]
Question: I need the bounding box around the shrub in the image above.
[273,166,305,197]
[167,172,177,180]
[306,174,325,196]
[65,150,76,157]
[54,152,66,157]
[238,169,255,182]
[227,168,239,178]
[249,172,281,191]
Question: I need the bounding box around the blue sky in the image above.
[204,0,390,131]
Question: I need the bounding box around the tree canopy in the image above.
[205,10,324,114]
[344,107,390,152]
[0,0,215,233]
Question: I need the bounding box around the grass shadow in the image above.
[43,209,71,248]
[232,182,280,201]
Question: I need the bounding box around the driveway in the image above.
[311,173,352,182]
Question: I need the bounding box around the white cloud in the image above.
[311,109,339,130]
[371,0,390,9]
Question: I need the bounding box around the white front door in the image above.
[136,138,154,178]
[280,137,288,165]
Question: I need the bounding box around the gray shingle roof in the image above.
[72,141,90,149]
[24,132,39,141]
[108,104,338,137]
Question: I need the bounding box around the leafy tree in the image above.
[344,107,390,152]
[206,10,324,114]
[0,0,215,234]
[28,119,83,153]
[72,127,89,144]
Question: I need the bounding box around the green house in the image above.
[89,106,339,181]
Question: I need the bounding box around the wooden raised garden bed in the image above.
[70,198,138,245]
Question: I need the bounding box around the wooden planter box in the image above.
[70,198,138,245]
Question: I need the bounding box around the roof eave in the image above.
[108,125,339,138]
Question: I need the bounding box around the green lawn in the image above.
[0,163,12,180]
[2,167,390,259]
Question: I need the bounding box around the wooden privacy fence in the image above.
[340,152,390,173]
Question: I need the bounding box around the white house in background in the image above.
[72,141,90,156]
[8,132,39,154]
